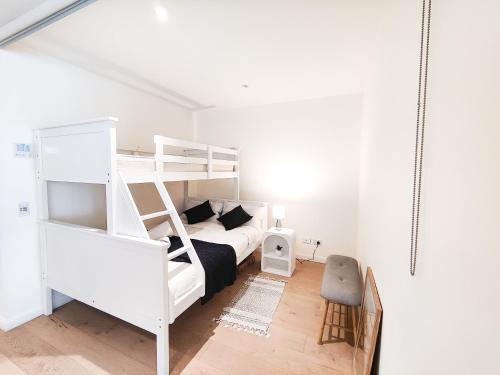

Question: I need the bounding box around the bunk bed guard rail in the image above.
[153,135,239,181]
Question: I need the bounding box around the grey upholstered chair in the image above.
[318,254,362,344]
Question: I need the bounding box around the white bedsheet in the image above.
[168,261,198,300]
[183,221,261,264]
[165,221,262,311]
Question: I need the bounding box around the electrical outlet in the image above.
[302,238,321,245]
[18,202,30,216]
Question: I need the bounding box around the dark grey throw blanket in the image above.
[168,236,236,304]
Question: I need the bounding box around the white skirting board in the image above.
[0,315,5,331]
[256,246,327,264]
[296,252,327,263]
[0,292,72,332]
[0,307,43,332]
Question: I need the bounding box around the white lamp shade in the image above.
[272,205,286,220]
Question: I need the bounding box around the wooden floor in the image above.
[0,257,353,375]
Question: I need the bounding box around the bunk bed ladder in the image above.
[115,172,149,238]
[152,172,205,279]
[116,171,204,277]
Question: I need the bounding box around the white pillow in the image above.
[148,220,173,240]
[222,201,257,215]
[222,201,264,230]
[210,200,224,216]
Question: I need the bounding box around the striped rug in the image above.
[215,275,286,337]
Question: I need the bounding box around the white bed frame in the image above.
[34,117,266,374]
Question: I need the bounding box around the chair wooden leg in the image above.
[319,301,359,346]
[343,304,348,338]
[329,303,335,340]
[317,299,329,344]
[342,304,347,339]
[351,305,358,345]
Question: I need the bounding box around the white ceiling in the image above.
[21,0,376,110]
[0,0,47,26]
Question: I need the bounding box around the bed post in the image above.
[234,148,240,200]
[156,322,169,374]
[39,210,52,316]
[157,240,169,375]
[34,130,53,316]
[183,181,189,209]
[105,126,117,235]
[234,178,240,200]
[155,136,164,174]
[207,145,213,179]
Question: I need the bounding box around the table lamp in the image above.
[272,204,285,230]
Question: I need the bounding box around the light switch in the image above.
[14,143,32,158]
[18,202,30,216]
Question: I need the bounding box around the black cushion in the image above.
[183,200,215,224]
[217,205,253,231]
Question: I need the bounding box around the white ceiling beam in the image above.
[19,38,206,111]
[0,0,96,47]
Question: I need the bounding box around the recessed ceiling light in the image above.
[241,84,249,88]
[154,5,168,22]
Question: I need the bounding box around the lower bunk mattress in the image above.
[184,221,261,265]
[168,236,236,304]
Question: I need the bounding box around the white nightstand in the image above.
[261,227,295,277]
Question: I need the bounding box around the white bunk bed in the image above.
[34,117,267,375]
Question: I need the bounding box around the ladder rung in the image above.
[140,209,174,221]
[168,246,191,261]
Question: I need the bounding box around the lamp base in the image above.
[275,219,282,230]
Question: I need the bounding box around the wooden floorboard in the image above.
[0,257,353,374]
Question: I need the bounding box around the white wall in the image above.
[0,252,6,327]
[195,95,362,261]
[47,182,108,229]
[357,0,500,374]
[0,44,194,330]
